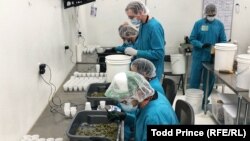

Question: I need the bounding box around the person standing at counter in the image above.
[189,4,227,106]
[123,1,165,80]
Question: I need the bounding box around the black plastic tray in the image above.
[66,111,121,141]
[86,83,117,108]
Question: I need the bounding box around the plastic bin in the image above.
[66,111,121,141]
[86,83,117,108]
[211,93,238,124]
[223,103,250,125]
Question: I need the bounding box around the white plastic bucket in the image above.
[236,54,250,89]
[214,43,237,71]
[170,54,185,74]
[105,55,132,82]
[185,89,204,114]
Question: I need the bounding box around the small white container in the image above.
[38,138,46,141]
[99,72,104,77]
[100,101,106,109]
[22,135,32,140]
[70,107,77,117]
[85,102,92,110]
[86,73,91,77]
[82,73,86,77]
[90,73,95,77]
[46,138,55,141]
[31,134,40,140]
[55,138,63,141]
[96,64,100,73]
[82,48,87,53]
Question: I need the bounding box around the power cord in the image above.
[40,64,65,116]
[40,64,85,117]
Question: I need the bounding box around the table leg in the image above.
[244,103,249,125]
[222,84,225,94]
[204,69,210,115]
[184,55,189,92]
[236,95,242,124]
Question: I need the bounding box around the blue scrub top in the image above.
[190,18,227,61]
[133,18,165,80]
[149,77,164,96]
[135,92,179,141]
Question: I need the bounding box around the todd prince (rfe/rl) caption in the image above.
[151,129,204,137]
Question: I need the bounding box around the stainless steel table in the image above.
[202,63,249,124]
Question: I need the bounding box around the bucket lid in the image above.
[186,89,203,97]
[105,60,131,64]
[215,43,237,50]
[105,55,132,61]
[236,54,250,63]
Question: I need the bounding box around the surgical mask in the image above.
[124,40,132,45]
[131,18,141,25]
[120,103,138,112]
[124,40,133,45]
[207,16,215,22]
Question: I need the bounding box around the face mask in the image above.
[131,18,141,25]
[207,16,215,22]
[124,40,132,45]
[120,103,138,112]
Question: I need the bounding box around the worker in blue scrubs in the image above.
[130,58,165,95]
[124,1,165,80]
[115,23,138,53]
[189,4,227,106]
[105,71,179,141]
[117,58,166,141]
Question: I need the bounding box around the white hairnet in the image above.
[118,24,138,38]
[125,1,149,15]
[205,4,217,15]
[105,71,154,102]
[131,58,156,79]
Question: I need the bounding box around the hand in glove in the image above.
[106,110,126,122]
[125,47,137,56]
[202,43,212,48]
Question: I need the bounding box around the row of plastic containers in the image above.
[63,76,107,92]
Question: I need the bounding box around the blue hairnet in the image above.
[205,4,217,15]
[131,58,156,79]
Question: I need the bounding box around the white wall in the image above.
[231,0,250,54]
[1,0,249,140]
[0,0,77,140]
[79,0,250,54]
[78,0,203,54]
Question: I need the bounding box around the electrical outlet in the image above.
[39,64,46,75]
[65,45,69,50]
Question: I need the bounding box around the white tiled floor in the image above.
[174,90,217,125]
